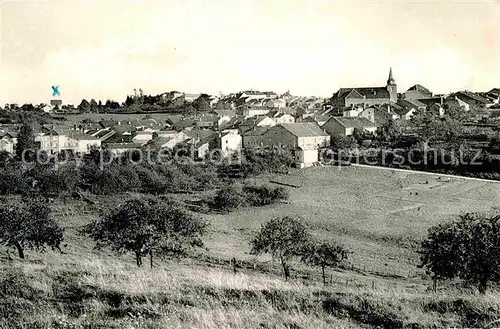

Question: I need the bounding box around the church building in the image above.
[330,68,398,109]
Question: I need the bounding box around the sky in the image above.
[0,0,499,105]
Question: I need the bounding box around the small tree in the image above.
[86,197,207,268]
[419,212,500,293]
[0,201,64,259]
[250,216,311,280]
[213,184,247,213]
[302,240,349,285]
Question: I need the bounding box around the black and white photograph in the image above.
[0,0,499,328]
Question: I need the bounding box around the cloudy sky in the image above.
[0,0,498,105]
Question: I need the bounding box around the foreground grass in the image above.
[1,255,499,329]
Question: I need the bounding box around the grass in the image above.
[1,165,499,328]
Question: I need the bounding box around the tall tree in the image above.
[90,99,98,113]
[15,123,36,161]
[78,99,91,113]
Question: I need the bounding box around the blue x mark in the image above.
[52,85,60,97]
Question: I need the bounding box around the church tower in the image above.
[386,67,397,103]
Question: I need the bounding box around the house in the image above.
[242,126,269,149]
[155,129,179,140]
[322,117,377,138]
[454,91,491,109]
[299,115,330,126]
[132,131,154,145]
[213,130,242,157]
[105,142,143,156]
[195,114,220,130]
[219,115,247,131]
[330,68,397,108]
[402,84,433,100]
[70,133,101,154]
[50,99,63,110]
[238,90,268,103]
[160,91,184,102]
[260,123,330,168]
[427,103,445,117]
[172,118,196,131]
[264,98,286,109]
[41,104,52,113]
[267,111,295,124]
[91,128,117,142]
[396,99,426,120]
[342,106,364,118]
[443,97,470,112]
[0,132,17,153]
[482,88,500,104]
[238,115,276,133]
[184,93,201,102]
[359,105,399,124]
[241,106,271,118]
[150,131,191,149]
[35,126,73,153]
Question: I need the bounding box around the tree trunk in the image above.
[14,241,24,259]
[149,250,153,269]
[478,277,488,294]
[135,251,142,267]
[432,277,437,293]
[281,259,290,281]
[322,265,326,285]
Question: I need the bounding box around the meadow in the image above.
[1,165,499,328]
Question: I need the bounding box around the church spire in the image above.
[387,67,396,85]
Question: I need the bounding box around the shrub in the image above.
[243,184,289,206]
[213,184,248,212]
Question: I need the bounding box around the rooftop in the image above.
[277,123,329,137]
[328,117,377,129]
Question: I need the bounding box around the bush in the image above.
[0,164,28,195]
[135,166,167,194]
[211,183,289,212]
[213,184,248,212]
[243,184,289,206]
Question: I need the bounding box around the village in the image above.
[1,68,499,169]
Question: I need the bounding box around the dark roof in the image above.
[70,133,99,141]
[105,142,142,149]
[327,117,377,129]
[397,99,426,110]
[455,91,489,104]
[275,123,328,138]
[183,128,216,140]
[242,126,269,136]
[406,84,431,93]
[335,87,390,100]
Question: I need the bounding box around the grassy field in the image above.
[1,166,499,328]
